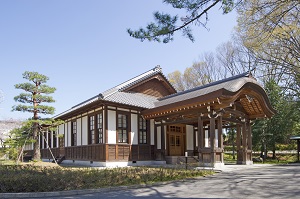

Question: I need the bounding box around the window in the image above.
[48,131,52,148]
[71,121,77,146]
[117,113,128,143]
[97,113,103,143]
[89,116,95,144]
[53,131,57,148]
[139,116,147,144]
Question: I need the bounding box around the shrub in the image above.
[0,165,213,193]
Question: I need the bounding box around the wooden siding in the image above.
[128,78,175,98]
[65,144,106,161]
[36,144,155,162]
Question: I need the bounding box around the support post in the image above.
[236,124,242,164]
[247,120,253,164]
[218,116,224,164]
[198,115,203,163]
[161,123,165,160]
[210,115,216,166]
[298,140,300,162]
[242,121,250,164]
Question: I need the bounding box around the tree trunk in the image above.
[272,148,276,159]
[32,122,41,161]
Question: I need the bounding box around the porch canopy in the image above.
[142,72,275,166]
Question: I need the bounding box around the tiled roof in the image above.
[101,66,163,98]
[54,68,262,120]
[54,66,163,118]
[104,92,157,108]
[155,72,260,107]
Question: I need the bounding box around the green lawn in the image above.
[0,164,214,193]
[224,152,298,164]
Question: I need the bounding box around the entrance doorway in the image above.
[167,125,185,156]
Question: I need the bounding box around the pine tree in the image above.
[12,71,56,161]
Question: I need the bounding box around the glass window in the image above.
[117,113,128,143]
[97,113,103,143]
[53,131,57,148]
[139,116,147,144]
[71,121,77,146]
[89,116,95,144]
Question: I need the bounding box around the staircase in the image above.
[166,156,200,165]
[52,156,65,164]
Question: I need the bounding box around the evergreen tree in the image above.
[128,0,238,43]
[252,79,299,159]
[12,71,56,161]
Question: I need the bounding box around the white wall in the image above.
[81,116,88,145]
[64,123,68,147]
[24,143,32,150]
[58,124,64,136]
[215,129,219,147]
[67,122,71,146]
[77,118,82,146]
[205,130,209,147]
[157,126,161,149]
[131,113,138,145]
[102,110,105,143]
[195,130,198,147]
[150,119,154,145]
[107,110,116,144]
[186,125,194,150]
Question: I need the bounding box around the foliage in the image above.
[275,144,297,151]
[128,0,239,43]
[3,122,35,161]
[0,165,213,193]
[12,71,56,115]
[236,0,300,97]
[252,79,300,157]
[167,52,223,91]
[12,71,58,161]
[253,154,297,164]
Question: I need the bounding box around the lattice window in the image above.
[117,113,128,143]
[139,116,147,144]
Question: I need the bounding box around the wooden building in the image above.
[27,66,275,167]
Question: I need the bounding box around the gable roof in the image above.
[143,72,276,120]
[54,66,175,119]
[155,72,259,107]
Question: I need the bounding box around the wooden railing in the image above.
[41,148,60,159]
[64,144,106,161]
[38,144,155,162]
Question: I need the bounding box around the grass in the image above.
[0,163,214,193]
[255,154,298,164]
[224,152,298,164]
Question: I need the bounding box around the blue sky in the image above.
[0,0,237,120]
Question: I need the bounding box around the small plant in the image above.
[0,165,213,193]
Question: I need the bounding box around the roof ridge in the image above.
[53,66,164,119]
[159,72,250,101]
[102,65,162,98]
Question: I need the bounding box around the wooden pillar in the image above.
[247,121,252,162]
[193,127,196,155]
[210,115,216,165]
[248,121,252,150]
[297,140,300,162]
[218,116,223,163]
[154,123,158,160]
[242,121,248,163]
[104,106,108,161]
[198,116,203,163]
[236,124,241,164]
[161,122,165,160]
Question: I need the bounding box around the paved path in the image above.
[2,164,300,199]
